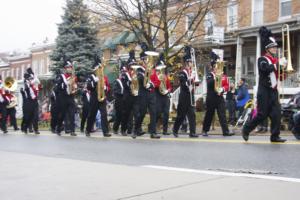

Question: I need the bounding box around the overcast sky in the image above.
[0,0,65,52]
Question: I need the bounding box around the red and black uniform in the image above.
[243,54,283,140]
[22,79,41,134]
[55,72,77,135]
[202,71,231,135]
[5,91,19,131]
[156,74,172,135]
[0,87,9,133]
[112,74,125,134]
[134,66,160,138]
[85,73,111,136]
[172,67,197,137]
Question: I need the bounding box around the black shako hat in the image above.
[259,26,278,53]
[127,50,136,66]
[24,67,35,80]
[183,46,192,63]
[140,42,149,60]
[210,51,220,68]
[92,54,102,70]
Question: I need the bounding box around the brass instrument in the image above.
[144,51,159,88]
[190,47,200,106]
[66,62,77,95]
[95,61,106,102]
[4,77,17,92]
[7,94,17,109]
[281,24,294,73]
[156,65,168,95]
[214,60,225,94]
[130,65,141,96]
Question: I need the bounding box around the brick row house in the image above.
[98,0,300,96]
[0,42,55,117]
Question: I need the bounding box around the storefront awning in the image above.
[112,31,130,45]
[102,37,116,50]
[124,32,139,44]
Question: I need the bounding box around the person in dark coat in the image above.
[242,26,287,142]
[80,85,91,133]
[0,76,9,134]
[172,46,198,138]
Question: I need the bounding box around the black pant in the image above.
[56,94,75,133]
[202,94,229,134]
[226,100,236,126]
[156,93,170,133]
[0,104,7,132]
[173,92,196,134]
[121,93,139,133]
[86,96,109,134]
[243,87,281,139]
[6,107,18,130]
[23,100,39,132]
[135,90,157,134]
[50,104,58,131]
[80,104,90,131]
[113,95,123,132]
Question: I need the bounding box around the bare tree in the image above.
[88,0,228,65]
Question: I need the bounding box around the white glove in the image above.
[191,71,196,80]
[104,85,107,91]
[217,87,224,95]
[146,82,151,89]
[93,76,99,82]
[279,57,288,67]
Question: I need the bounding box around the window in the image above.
[280,0,292,18]
[252,0,264,25]
[204,11,216,39]
[186,13,195,38]
[168,20,177,46]
[227,1,238,30]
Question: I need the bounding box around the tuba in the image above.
[6,94,18,109]
[95,61,106,102]
[130,65,141,96]
[144,51,159,88]
[4,77,17,92]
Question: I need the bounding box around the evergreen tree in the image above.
[51,0,100,78]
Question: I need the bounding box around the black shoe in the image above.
[103,133,112,137]
[163,132,171,135]
[3,130,8,134]
[150,133,160,139]
[121,131,127,136]
[137,131,145,136]
[131,133,137,139]
[56,131,61,136]
[34,131,40,135]
[242,128,249,141]
[24,130,28,134]
[14,128,20,131]
[29,129,33,133]
[113,130,118,135]
[292,129,300,140]
[202,132,208,137]
[189,133,199,138]
[172,132,178,138]
[223,132,234,136]
[70,132,77,136]
[270,137,286,143]
[85,132,90,137]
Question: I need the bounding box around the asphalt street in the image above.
[0,131,300,178]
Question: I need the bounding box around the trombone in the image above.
[278,24,294,101]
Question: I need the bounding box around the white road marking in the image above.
[142,165,300,183]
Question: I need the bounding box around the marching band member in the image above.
[242,26,287,142]
[119,50,140,137]
[85,56,111,137]
[155,53,172,135]
[133,43,160,139]
[50,83,58,133]
[0,76,9,134]
[22,68,41,134]
[172,46,198,138]
[202,51,233,137]
[55,60,77,136]
[5,90,19,131]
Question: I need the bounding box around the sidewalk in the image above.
[0,151,298,200]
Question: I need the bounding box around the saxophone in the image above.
[157,65,168,95]
[214,60,225,94]
[130,65,140,96]
[66,62,77,95]
[95,63,105,102]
